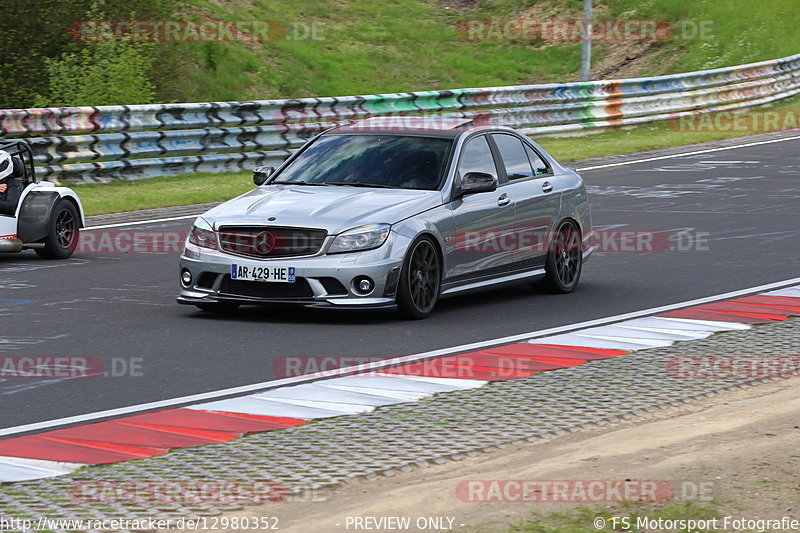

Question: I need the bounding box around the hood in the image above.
[202,185,444,234]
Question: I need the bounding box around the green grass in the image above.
[173,0,580,101]
[600,0,800,73]
[164,0,800,103]
[74,93,800,216]
[471,502,719,533]
[74,172,254,216]
[535,92,800,162]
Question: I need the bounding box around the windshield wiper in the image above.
[324,181,395,189]
[269,180,328,186]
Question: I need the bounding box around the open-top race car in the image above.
[0,140,85,259]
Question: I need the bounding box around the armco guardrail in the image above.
[1,52,799,182]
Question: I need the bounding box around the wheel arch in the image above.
[396,231,444,319]
[392,217,448,275]
[17,190,83,243]
[557,177,592,249]
[558,215,583,235]
[52,188,86,228]
[413,231,444,262]
[404,231,445,286]
[540,215,584,293]
[541,215,583,255]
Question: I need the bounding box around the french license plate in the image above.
[231,264,296,283]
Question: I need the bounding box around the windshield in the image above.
[272,134,453,190]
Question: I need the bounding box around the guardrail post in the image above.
[581,0,593,82]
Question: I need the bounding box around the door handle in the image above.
[497,193,511,207]
[542,181,553,193]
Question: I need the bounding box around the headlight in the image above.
[328,224,390,254]
[187,217,218,250]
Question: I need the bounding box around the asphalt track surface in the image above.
[2,135,799,429]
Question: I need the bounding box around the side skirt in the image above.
[441,268,546,297]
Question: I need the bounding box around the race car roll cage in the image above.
[0,139,37,186]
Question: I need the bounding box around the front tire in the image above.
[35,200,79,259]
[541,219,582,293]
[396,237,441,319]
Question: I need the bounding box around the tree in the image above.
[1,0,176,109]
[0,0,89,108]
[36,42,157,107]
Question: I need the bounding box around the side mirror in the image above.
[253,166,275,186]
[459,172,497,196]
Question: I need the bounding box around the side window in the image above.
[458,135,498,180]
[493,134,535,181]
[524,144,550,175]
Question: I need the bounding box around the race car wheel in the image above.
[36,200,80,259]
[541,219,582,293]
[397,236,441,319]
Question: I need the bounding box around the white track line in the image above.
[2,276,799,438]
[575,133,800,171]
[82,134,800,231]
[87,215,199,230]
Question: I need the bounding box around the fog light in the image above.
[181,269,192,287]
[353,276,374,295]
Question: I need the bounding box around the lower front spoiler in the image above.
[176,292,398,312]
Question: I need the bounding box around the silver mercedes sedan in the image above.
[177,117,592,318]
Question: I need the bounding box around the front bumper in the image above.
[177,236,408,311]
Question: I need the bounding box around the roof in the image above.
[328,116,478,137]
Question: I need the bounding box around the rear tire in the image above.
[396,237,441,319]
[541,219,582,293]
[35,200,79,259]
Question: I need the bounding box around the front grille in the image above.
[218,226,326,258]
[319,277,348,295]
[219,275,314,299]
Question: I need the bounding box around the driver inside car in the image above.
[0,150,23,216]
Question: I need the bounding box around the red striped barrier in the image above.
[2,289,798,481]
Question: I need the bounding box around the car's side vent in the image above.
[196,272,218,290]
[318,277,348,295]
